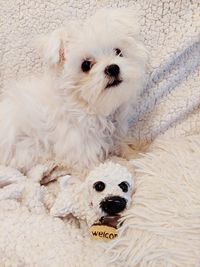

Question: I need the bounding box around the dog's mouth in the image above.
[105,79,122,89]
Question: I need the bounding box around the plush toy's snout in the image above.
[100,196,127,215]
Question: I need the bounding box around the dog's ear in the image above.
[111,7,148,68]
[36,28,67,68]
[36,23,77,69]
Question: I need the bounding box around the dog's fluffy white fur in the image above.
[0,8,147,174]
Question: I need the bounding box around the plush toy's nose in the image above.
[100,196,127,215]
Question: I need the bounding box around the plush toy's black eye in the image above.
[115,48,123,57]
[81,60,92,72]
[93,181,106,192]
[118,181,129,192]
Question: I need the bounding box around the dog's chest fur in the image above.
[52,107,118,170]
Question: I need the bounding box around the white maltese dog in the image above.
[0,8,147,175]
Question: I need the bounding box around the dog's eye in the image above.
[81,60,92,72]
[115,48,123,57]
[118,181,129,192]
[93,181,105,192]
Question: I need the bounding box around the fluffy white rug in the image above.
[109,135,200,267]
[0,135,199,267]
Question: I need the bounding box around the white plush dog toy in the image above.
[51,161,134,241]
[0,7,147,175]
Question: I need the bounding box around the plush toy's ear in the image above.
[36,22,78,69]
[50,176,86,219]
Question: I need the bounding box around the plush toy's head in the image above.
[51,161,135,226]
[86,162,134,219]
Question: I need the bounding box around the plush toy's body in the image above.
[0,159,135,242]
[51,160,135,237]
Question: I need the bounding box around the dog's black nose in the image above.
[104,64,120,77]
[100,196,127,215]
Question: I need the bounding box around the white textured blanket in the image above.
[0,1,200,266]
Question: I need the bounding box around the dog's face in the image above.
[86,162,134,218]
[39,8,148,116]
